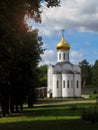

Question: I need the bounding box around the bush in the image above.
[70,105,77,111]
[81,106,98,123]
[89,94,98,99]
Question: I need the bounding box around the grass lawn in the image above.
[0,101,98,130]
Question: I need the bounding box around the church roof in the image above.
[56,62,73,66]
[53,71,61,74]
[74,71,81,74]
[53,70,73,74]
[53,61,80,74]
[62,70,74,74]
[53,70,80,74]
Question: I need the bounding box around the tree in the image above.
[79,59,92,87]
[38,65,47,87]
[0,0,60,116]
[44,0,60,7]
[91,60,98,86]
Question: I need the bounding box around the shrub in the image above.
[81,106,98,123]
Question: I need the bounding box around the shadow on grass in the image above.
[22,105,81,117]
[0,103,98,130]
[0,118,98,130]
[22,103,96,118]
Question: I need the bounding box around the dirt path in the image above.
[34,100,97,107]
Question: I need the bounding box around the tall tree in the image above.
[0,0,60,116]
[79,59,92,87]
[91,60,98,86]
[38,65,47,87]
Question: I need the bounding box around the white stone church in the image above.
[47,31,81,98]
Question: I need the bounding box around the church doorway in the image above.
[49,93,52,98]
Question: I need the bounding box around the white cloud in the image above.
[40,50,57,65]
[70,50,84,64]
[28,0,98,65]
[29,0,98,36]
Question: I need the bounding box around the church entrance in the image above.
[49,93,52,98]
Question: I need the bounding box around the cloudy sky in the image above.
[28,0,98,65]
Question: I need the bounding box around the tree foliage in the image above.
[0,0,60,116]
[79,59,98,88]
[79,59,92,87]
[44,0,60,7]
[38,65,47,87]
[91,60,98,86]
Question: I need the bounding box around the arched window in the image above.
[67,80,69,88]
[57,80,59,88]
[63,53,65,60]
[67,53,69,60]
[76,80,79,88]
[59,53,61,60]
[63,80,65,88]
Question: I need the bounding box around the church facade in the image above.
[47,31,81,98]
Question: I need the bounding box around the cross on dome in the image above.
[56,30,70,51]
[61,29,64,38]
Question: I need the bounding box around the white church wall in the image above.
[53,74,62,97]
[47,65,53,97]
[62,74,74,97]
[74,74,81,97]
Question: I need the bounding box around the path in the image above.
[34,100,97,107]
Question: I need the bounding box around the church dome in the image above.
[56,37,70,51]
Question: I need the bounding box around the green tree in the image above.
[38,65,47,87]
[79,59,92,87]
[91,60,98,86]
[0,0,60,116]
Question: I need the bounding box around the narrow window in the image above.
[57,80,59,88]
[67,80,69,88]
[59,53,61,60]
[67,53,69,60]
[63,53,65,60]
[63,80,65,88]
[76,80,79,88]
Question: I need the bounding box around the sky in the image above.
[28,0,98,66]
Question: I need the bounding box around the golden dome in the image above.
[56,37,70,51]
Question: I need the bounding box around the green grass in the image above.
[36,96,97,104]
[36,97,85,103]
[89,94,98,99]
[0,102,98,130]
